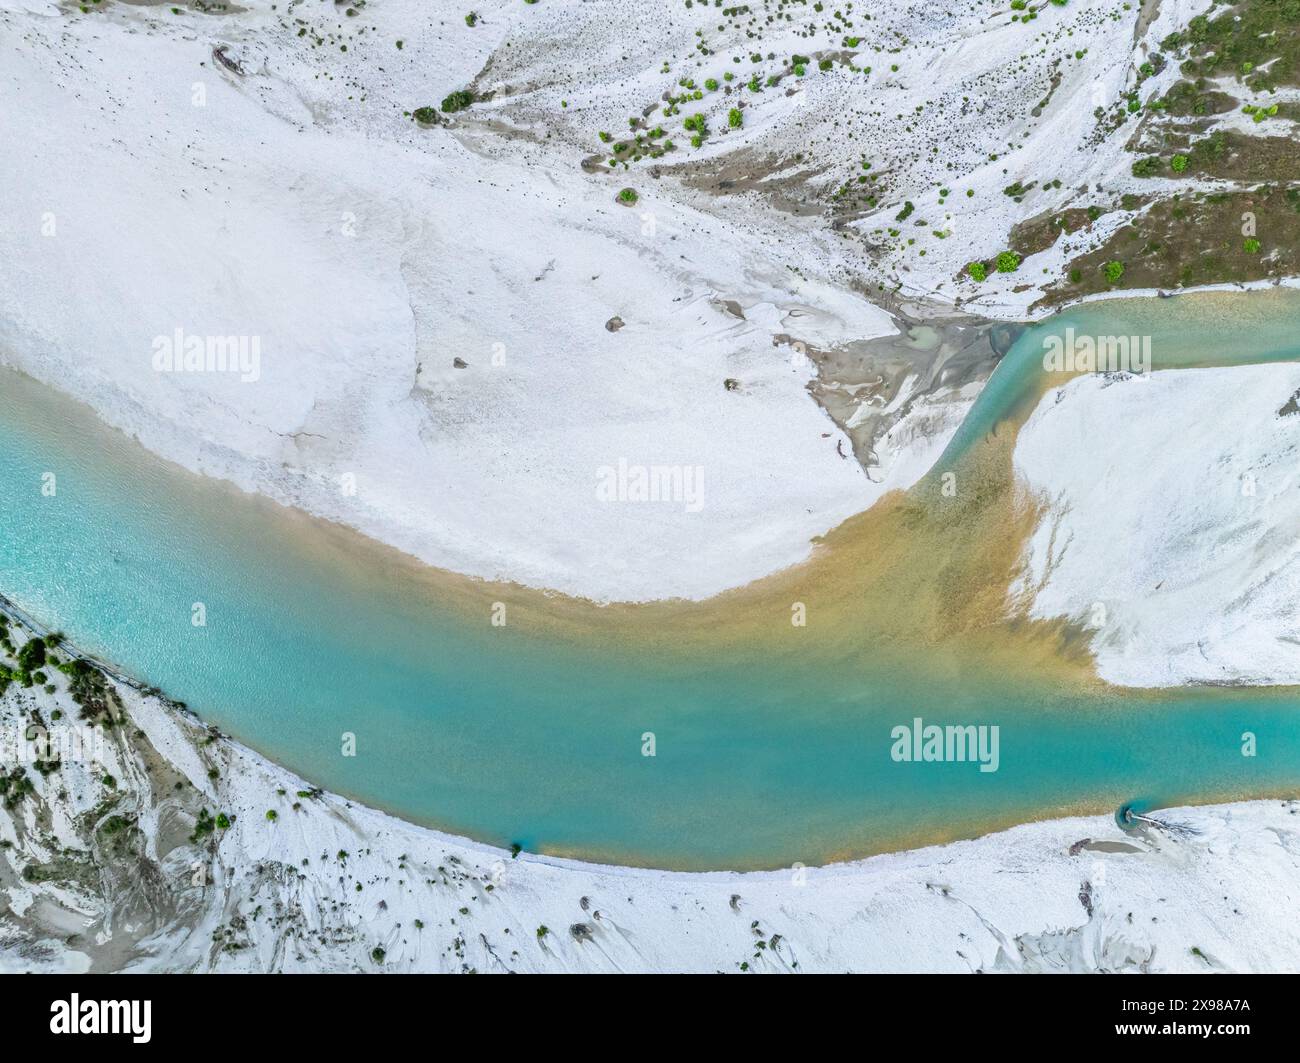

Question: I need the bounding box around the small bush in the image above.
[440,90,474,114]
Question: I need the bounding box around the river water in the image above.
[1,290,1297,869]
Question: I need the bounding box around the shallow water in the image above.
[1,289,1298,870]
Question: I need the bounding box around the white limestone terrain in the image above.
[0,0,1216,602]
[1013,364,1300,687]
[2,0,1300,977]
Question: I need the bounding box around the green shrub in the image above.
[995,251,1021,273]
[17,638,45,672]
[440,90,474,114]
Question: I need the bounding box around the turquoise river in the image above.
[1,290,1299,870]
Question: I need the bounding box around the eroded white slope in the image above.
[452,0,1215,317]
[0,1,903,602]
[1014,365,1300,687]
[0,0,1223,602]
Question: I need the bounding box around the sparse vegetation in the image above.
[440,90,474,114]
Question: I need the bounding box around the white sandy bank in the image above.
[1014,364,1300,687]
[0,0,1217,600]
[0,0,917,603]
[3,661,1297,974]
